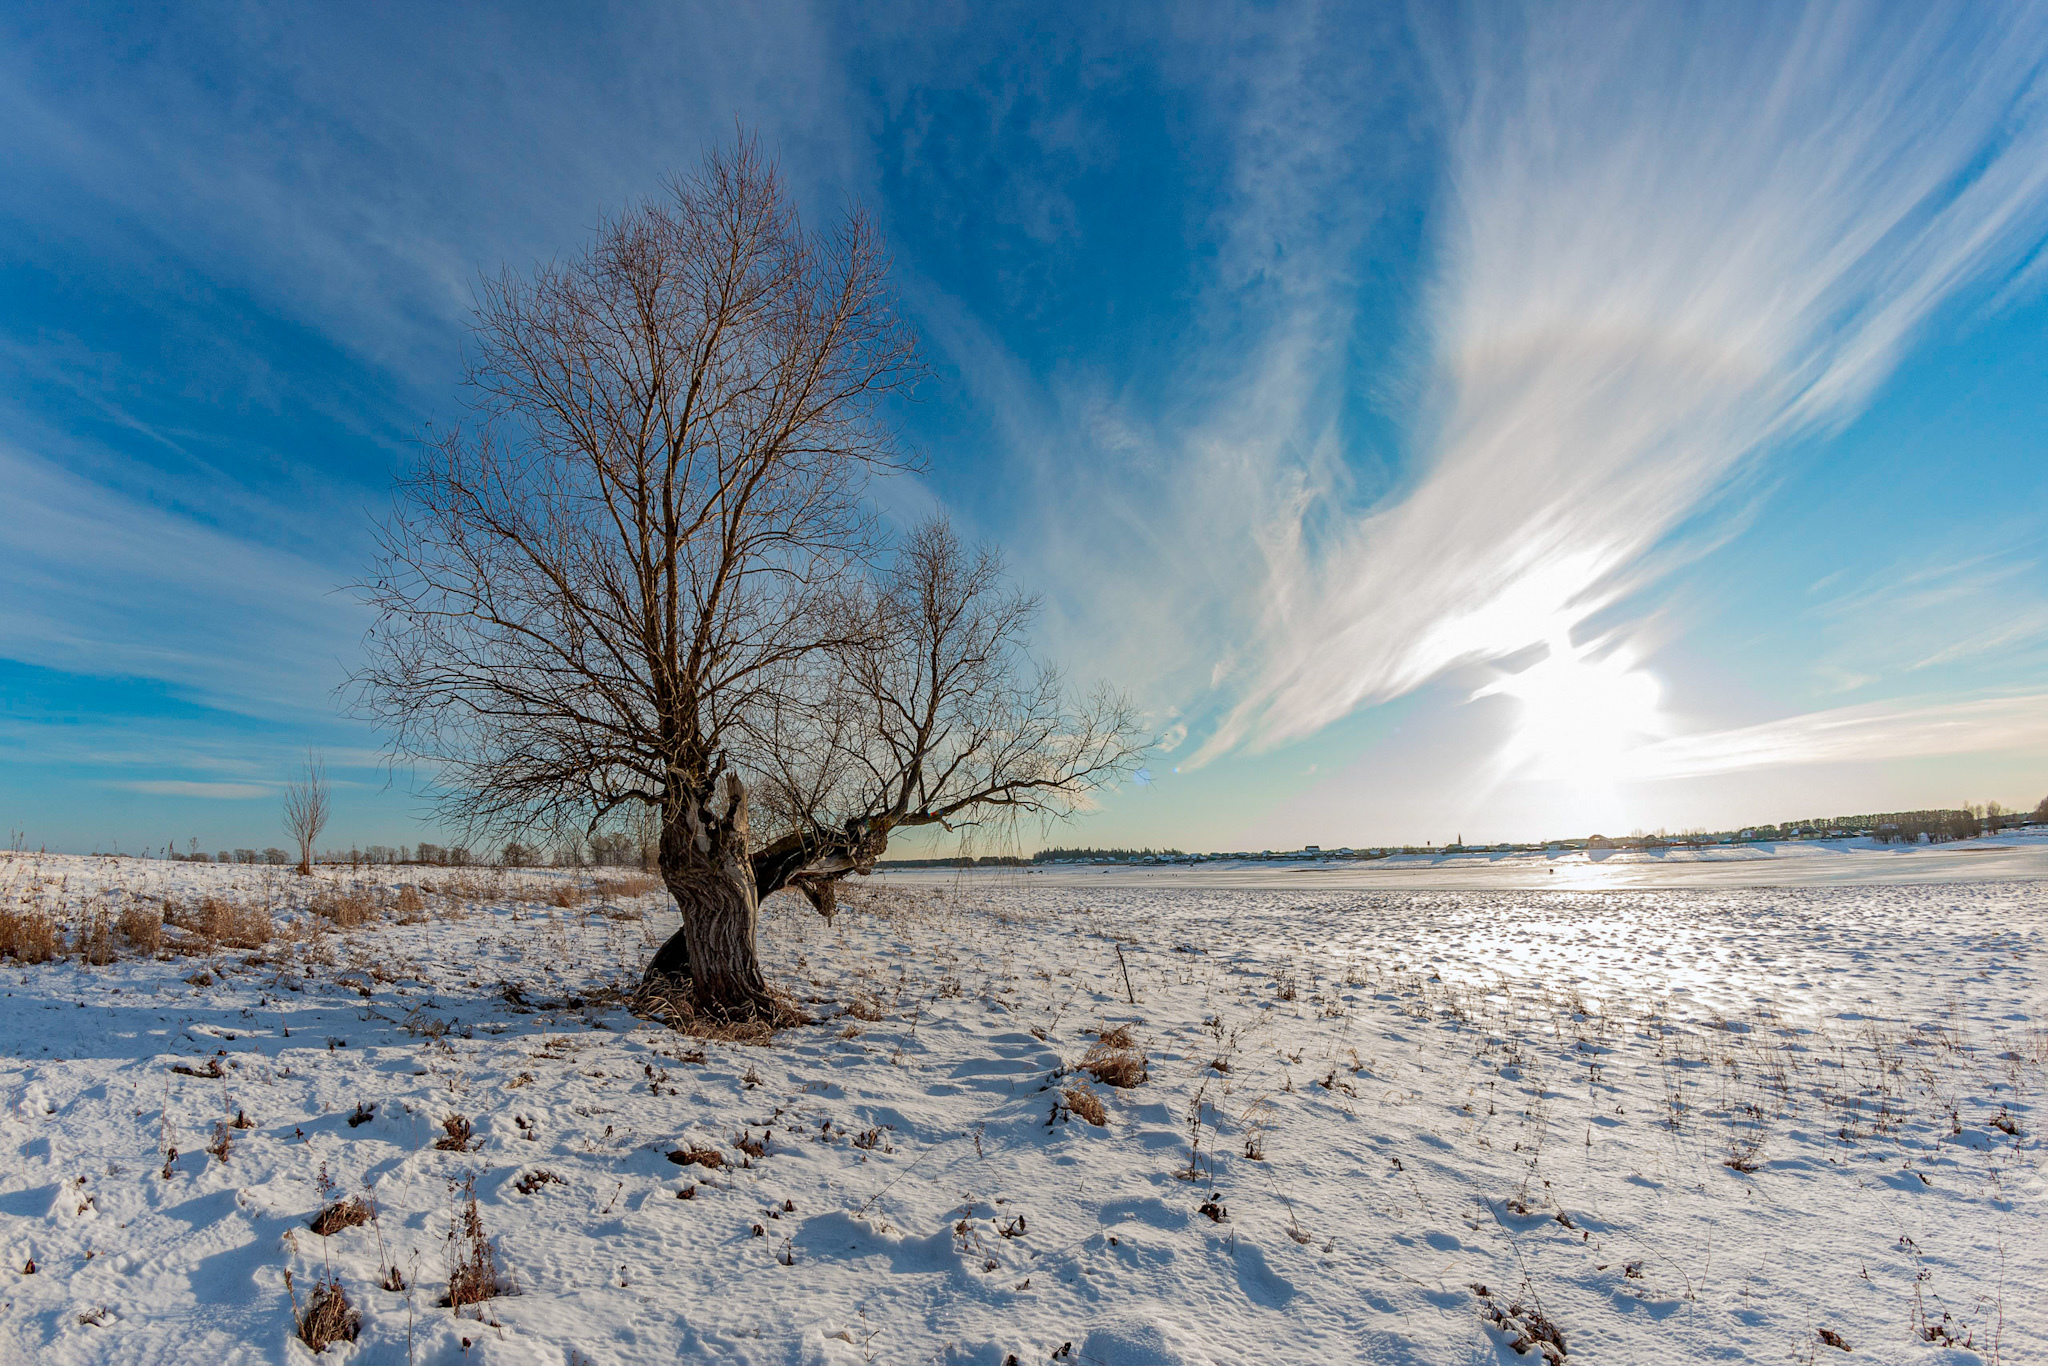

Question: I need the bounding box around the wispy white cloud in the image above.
[117,781,274,800]
[1805,540,2048,681]
[0,439,366,717]
[0,5,857,379]
[1621,692,2048,781]
[941,4,1409,715]
[1199,3,2048,758]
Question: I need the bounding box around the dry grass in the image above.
[631,976,806,1043]
[442,1176,505,1313]
[433,1114,475,1152]
[308,1198,372,1236]
[170,896,273,948]
[310,890,378,929]
[1473,1284,1568,1364]
[1079,1026,1148,1088]
[118,902,164,954]
[393,885,426,922]
[0,908,61,963]
[593,873,661,899]
[667,1146,725,1170]
[290,1274,359,1353]
[73,910,117,965]
[1063,1085,1109,1126]
[547,883,586,909]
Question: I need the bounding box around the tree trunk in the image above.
[642,773,777,1020]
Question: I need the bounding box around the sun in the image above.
[1476,635,1664,789]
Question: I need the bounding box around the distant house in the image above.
[1587,834,1614,850]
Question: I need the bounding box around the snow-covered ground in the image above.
[1,851,2042,1365]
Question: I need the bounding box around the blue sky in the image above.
[4,2,2047,856]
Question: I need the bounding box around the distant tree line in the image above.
[873,854,1033,869]
[168,846,293,865]
[1031,847,1186,862]
[1746,806,2037,844]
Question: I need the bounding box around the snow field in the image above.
[0,852,2042,1365]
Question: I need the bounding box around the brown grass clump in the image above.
[1063,1086,1109,1126]
[1079,1028,1148,1089]
[0,908,61,964]
[308,1197,372,1236]
[666,1146,724,1170]
[548,883,586,909]
[289,1273,359,1353]
[231,904,273,948]
[157,899,209,956]
[393,885,426,922]
[179,896,272,948]
[441,1176,505,1313]
[74,911,117,965]
[844,994,887,1023]
[310,890,378,929]
[118,902,164,954]
[196,897,232,942]
[433,1115,475,1151]
[592,873,660,900]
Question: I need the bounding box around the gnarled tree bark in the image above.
[642,773,776,1017]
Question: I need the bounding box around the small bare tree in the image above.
[282,754,329,876]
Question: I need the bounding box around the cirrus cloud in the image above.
[117,781,274,800]
[1199,3,2048,759]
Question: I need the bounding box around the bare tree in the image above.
[353,137,1144,1020]
[282,754,329,876]
[353,135,921,1020]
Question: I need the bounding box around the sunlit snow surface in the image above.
[1,843,2042,1365]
